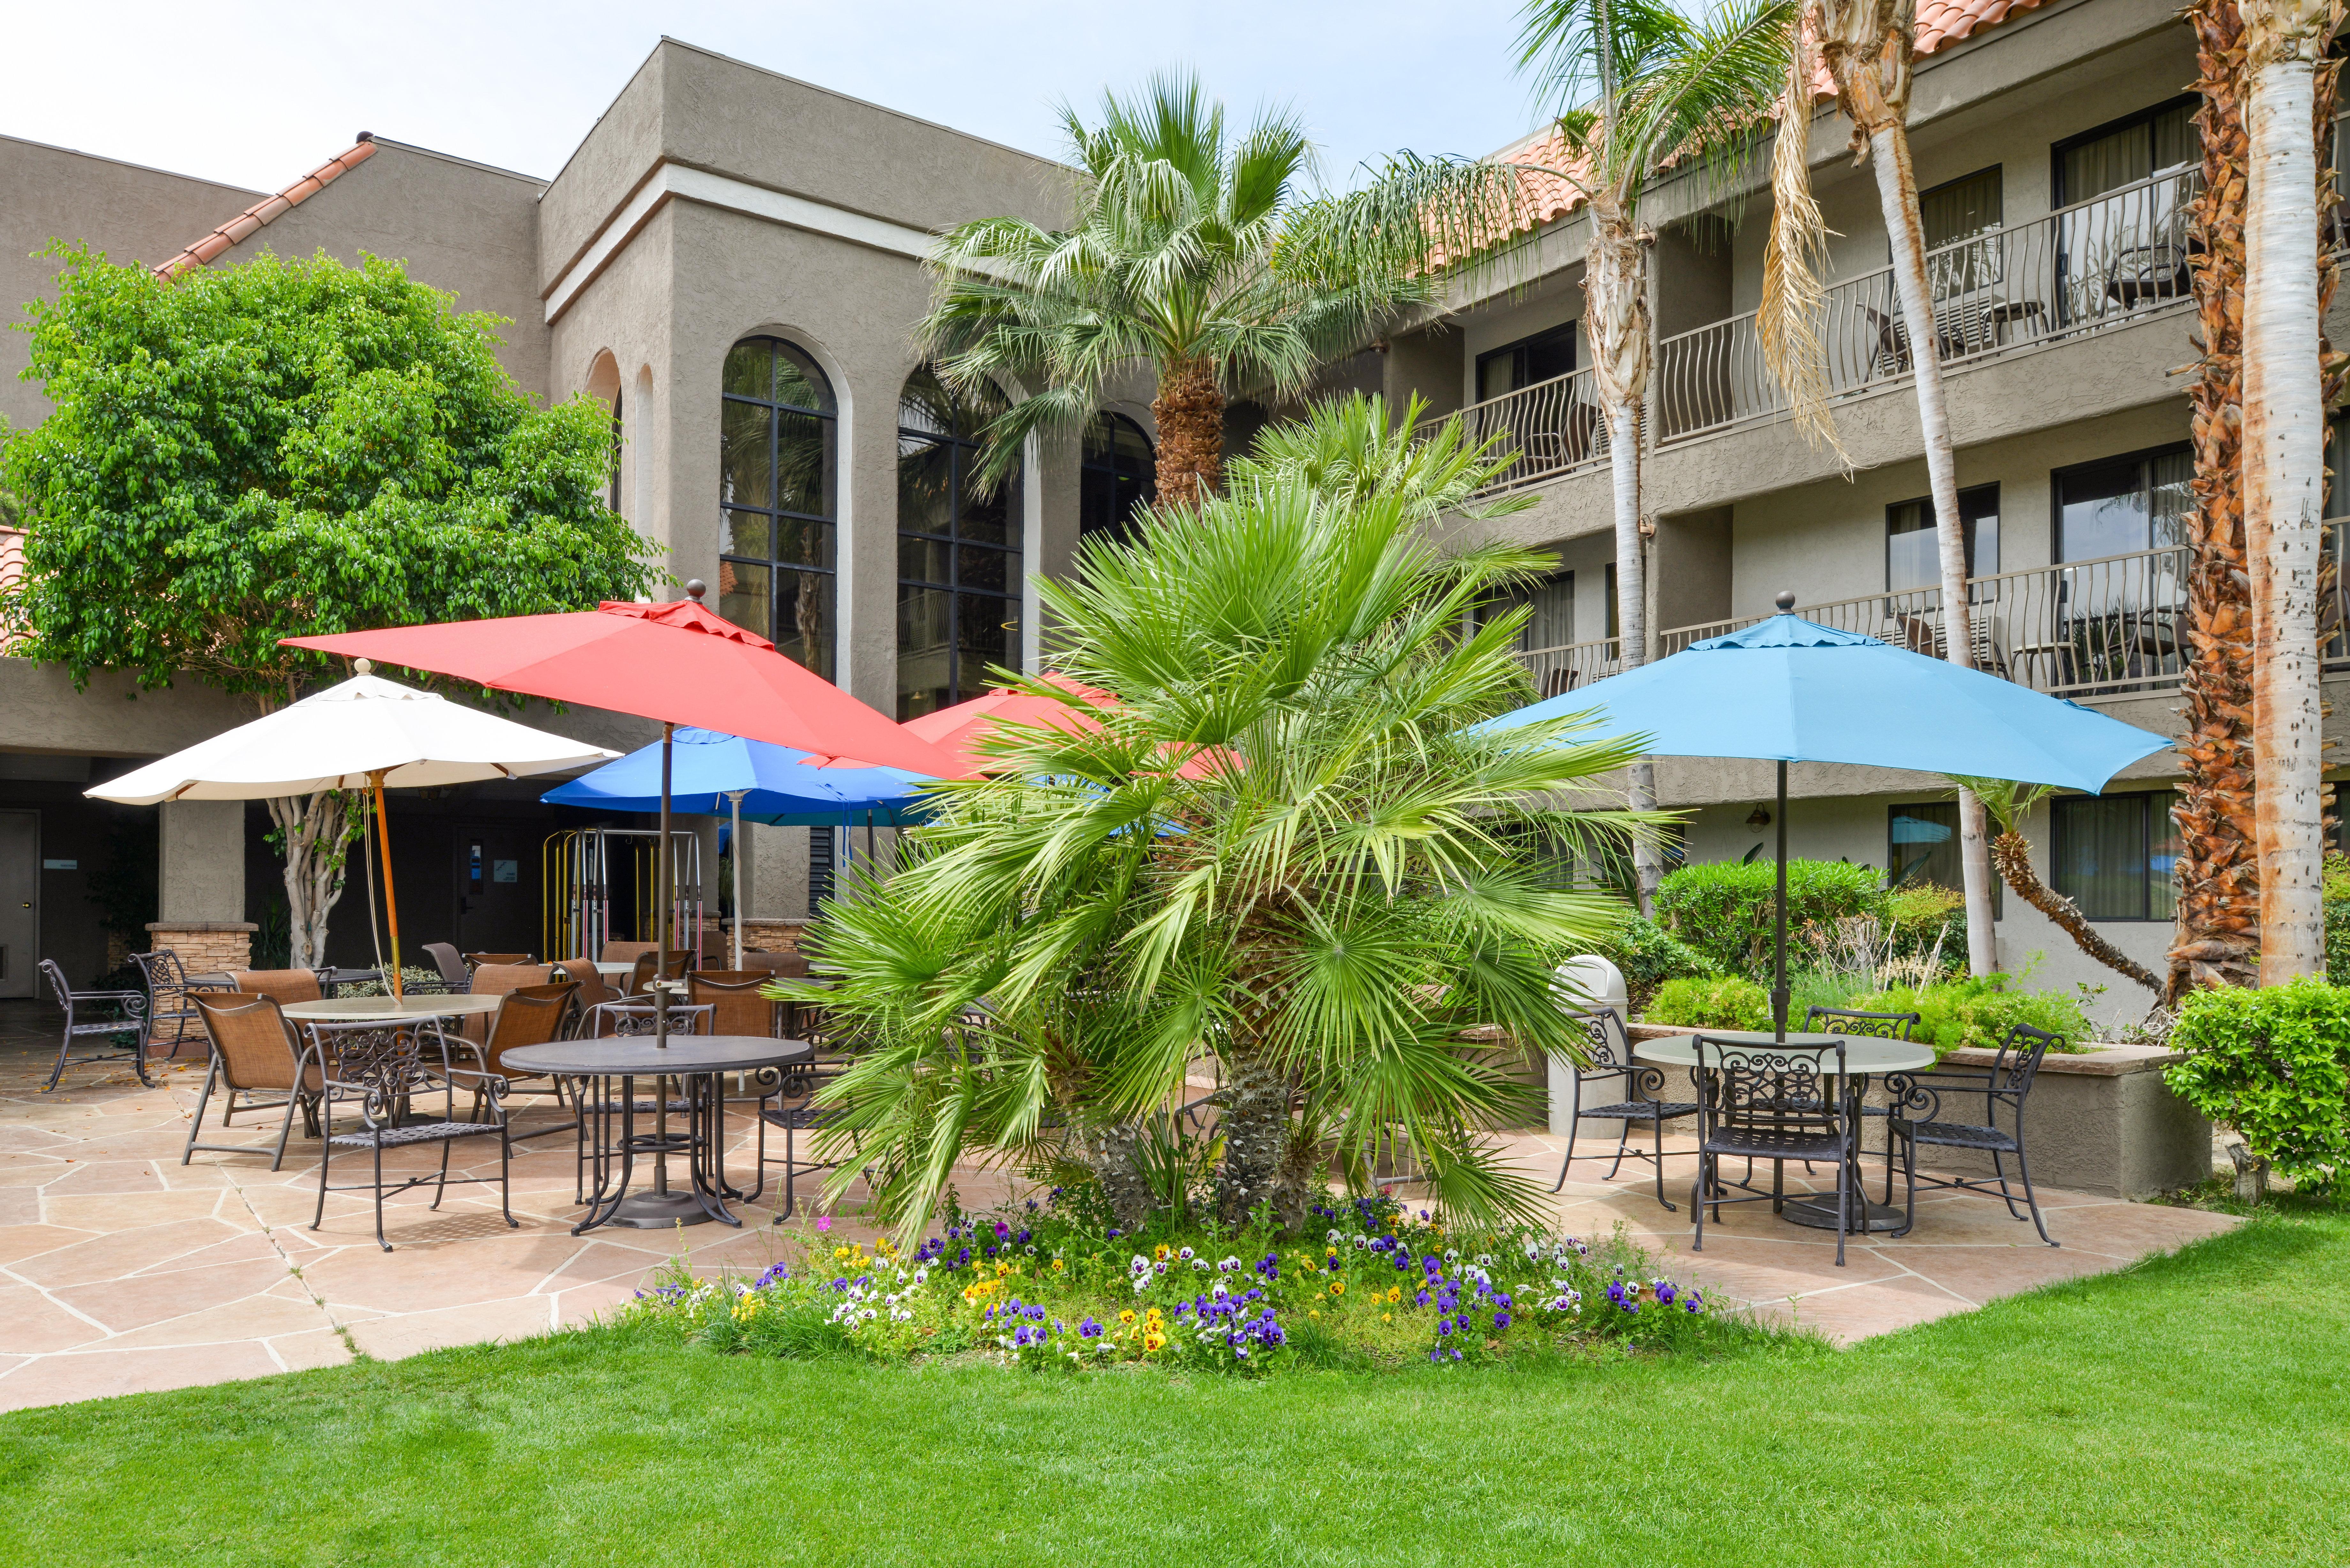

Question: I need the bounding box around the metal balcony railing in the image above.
[1464,165,2204,493]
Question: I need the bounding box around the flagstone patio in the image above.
[0,999,2236,1412]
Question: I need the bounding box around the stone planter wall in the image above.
[725,918,811,956]
[144,921,256,980]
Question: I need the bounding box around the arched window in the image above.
[896,367,1021,719]
[1080,411,1155,547]
[720,337,838,678]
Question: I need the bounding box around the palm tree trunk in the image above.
[1986,829,2163,993]
[1216,1042,1294,1225]
[2172,0,2262,1000]
[1588,192,1663,910]
[2241,0,2332,982]
[1153,356,1225,508]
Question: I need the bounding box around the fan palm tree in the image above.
[918,72,1450,509]
[1756,0,1998,978]
[792,397,1659,1238]
[2239,0,2339,981]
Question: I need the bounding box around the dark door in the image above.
[0,812,34,998]
[453,823,540,960]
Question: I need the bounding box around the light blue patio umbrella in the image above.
[1482,595,2171,1037]
[542,726,936,964]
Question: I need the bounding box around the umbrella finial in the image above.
[1775,591,1796,613]
[354,657,374,675]
[685,579,707,602]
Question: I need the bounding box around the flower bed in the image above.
[612,1192,1748,1373]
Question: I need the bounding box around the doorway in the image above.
[453,822,539,959]
[0,811,37,999]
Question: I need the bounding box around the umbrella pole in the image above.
[1774,759,1788,1042]
[370,770,404,999]
[727,790,745,971]
[656,724,672,1050]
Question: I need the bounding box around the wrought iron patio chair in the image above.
[1804,1005,1923,1167]
[1690,1034,1856,1267]
[131,948,228,1061]
[1886,1021,2061,1247]
[35,959,150,1091]
[304,1017,517,1252]
[184,991,325,1169]
[1548,1005,1698,1210]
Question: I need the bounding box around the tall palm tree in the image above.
[1758,0,1997,978]
[918,73,1439,509]
[2240,0,2339,982]
[793,398,1657,1237]
[2171,0,2263,999]
[1514,0,1795,909]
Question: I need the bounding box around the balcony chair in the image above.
[302,1017,517,1253]
[1690,1035,1857,1267]
[1547,1004,1698,1210]
[1886,1021,2062,1248]
[35,959,151,1091]
[184,991,324,1170]
[131,947,229,1063]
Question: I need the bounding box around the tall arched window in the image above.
[721,337,838,678]
[897,367,1021,719]
[1080,411,1155,548]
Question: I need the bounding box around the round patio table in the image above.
[1634,1031,1934,1234]
[282,993,503,1024]
[501,1035,811,1235]
[590,960,636,980]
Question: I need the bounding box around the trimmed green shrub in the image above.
[1645,975,1772,1031]
[1849,972,2092,1058]
[2166,976,2350,1194]
[1885,884,1968,976]
[1583,911,1716,1014]
[2323,853,2350,986]
[1653,859,1888,980]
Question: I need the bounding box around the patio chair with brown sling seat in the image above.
[552,958,616,1017]
[464,952,533,968]
[185,991,326,1170]
[454,963,552,1059]
[422,943,471,993]
[302,1016,518,1252]
[230,969,325,1006]
[688,971,781,1037]
[626,949,693,996]
[470,983,579,1135]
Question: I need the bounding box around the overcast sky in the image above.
[9,1,1547,198]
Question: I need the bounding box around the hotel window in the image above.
[2054,97,2197,207]
[898,367,1023,720]
[720,337,837,678]
[1079,411,1156,548]
[1887,484,1999,591]
[1888,802,2001,916]
[1917,167,2003,298]
[1481,571,1575,651]
[2054,445,2192,562]
[2051,790,2180,921]
[1475,321,1576,403]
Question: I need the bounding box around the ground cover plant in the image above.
[4,1200,2344,1564]
[1850,968,2096,1056]
[617,1190,1735,1373]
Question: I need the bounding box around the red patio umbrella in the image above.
[903,672,1118,775]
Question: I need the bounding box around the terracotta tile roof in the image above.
[153,136,378,280]
[1479,0,2049,243]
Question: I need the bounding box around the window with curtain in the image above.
[2055,97,2197,206]
[1478,571,1574,651]
[1079,412,1155,548]
[898,367,1023,720]
[720,338,838,678]
[2051,791,2179,920]
[1887,802,2001,917]
[1887,484,2000,592]
[1475,321,1578,403]
[2054,445,2193,562]
[1917,167,2003,299]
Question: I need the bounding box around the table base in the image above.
[1781,1193,1907,1234]
[608,1189,715,1229]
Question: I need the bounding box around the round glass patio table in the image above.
[590,961,635,979]
[500,1035,811,1236]
[281,993,503,1024]
[1634,1030,1934,1234]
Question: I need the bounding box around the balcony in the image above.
[1512,525,2349,709]
[1467,166,2202,498]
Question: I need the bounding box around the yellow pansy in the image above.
[1327,1280,1345,1296]
[1118,1309,1136,1324]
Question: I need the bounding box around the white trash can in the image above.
[1548,956,1629,1136]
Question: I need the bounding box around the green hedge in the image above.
[1653,859,1888,980]
[2167,975,2350,1194]
[1850,973,2091,1058]
[1644,975,1772,1031]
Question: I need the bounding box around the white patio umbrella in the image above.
[89,660,619,993]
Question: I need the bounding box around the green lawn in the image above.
[6,1202,2346,1566]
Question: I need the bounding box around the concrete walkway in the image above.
[0,1001,2236,1412]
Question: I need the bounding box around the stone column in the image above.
[147,800,254,975]
[725,820,813,956]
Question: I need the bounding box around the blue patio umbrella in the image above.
[543,727,936,964]
[1483,594,2170,1036]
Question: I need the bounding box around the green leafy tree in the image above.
[793,396,1660,1237]
[1,245,661,964]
